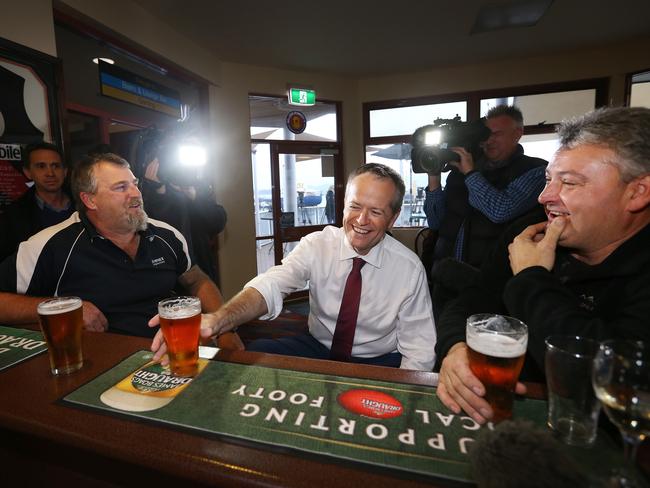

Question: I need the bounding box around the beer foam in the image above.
[37,297,82,315]
[467,333,527,358]
[160,308,200,319]
[159,297,201,319]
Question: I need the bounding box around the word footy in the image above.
[231,384,493,455]
[0,334,46,354]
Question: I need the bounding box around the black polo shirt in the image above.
[0,212,191,337]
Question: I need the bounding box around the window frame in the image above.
[362,78,609,228]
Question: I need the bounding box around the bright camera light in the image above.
[178,145,207,167]
[424,130,441,146]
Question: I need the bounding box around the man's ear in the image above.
[79,192,97,211]
[626,175,650,213]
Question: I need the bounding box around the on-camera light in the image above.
[424,130,442,146]
[178,145,207,167]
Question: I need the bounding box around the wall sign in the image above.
[288,87,316,106]
[286,110,307,134]
[99,60,181,118]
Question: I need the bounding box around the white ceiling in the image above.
[132,0,650,77]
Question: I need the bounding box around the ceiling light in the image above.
[92,57,115,65]
[471,0,554,34]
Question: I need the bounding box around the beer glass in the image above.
[466,314,528,423]
[545,335,600,447]
[37,296,84,375]
[158,296,202,377]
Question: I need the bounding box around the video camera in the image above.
[410,116,491,174]
[132,126,207,187]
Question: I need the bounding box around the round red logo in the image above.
[337,389,404,419]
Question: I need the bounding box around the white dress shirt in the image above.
[245,226,436,371]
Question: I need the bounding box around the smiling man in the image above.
[151,163,436,370]
[433,106,650,424]
[0,153,222,336]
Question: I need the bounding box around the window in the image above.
[629,70,650,108]
[369,101,467,138]
[364,79,607,228]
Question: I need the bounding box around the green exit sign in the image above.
[288,88,316,106]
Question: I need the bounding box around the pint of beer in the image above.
[158,296,201,377]
[466,314,528,423]
[37,297,84,375]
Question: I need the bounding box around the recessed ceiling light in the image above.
[92,57,115,65]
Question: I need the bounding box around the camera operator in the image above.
[423,105,547,319]
[140,154,227,285]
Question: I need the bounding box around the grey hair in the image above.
[347,163,406,214]
[557,106,650,182]
[486,105,524,128]
[71,153,131,213]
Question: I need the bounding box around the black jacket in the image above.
[140,180,227,284]
[435,211,650,381]
[0,186,74,261]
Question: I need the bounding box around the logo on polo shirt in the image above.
[152,257,166,266]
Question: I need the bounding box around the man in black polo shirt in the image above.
[0,153,222,337]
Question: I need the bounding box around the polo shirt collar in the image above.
[79,211,154,241]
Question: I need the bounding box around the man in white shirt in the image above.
[151,163,437,371]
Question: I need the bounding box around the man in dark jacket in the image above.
[0,142,74,260]
[435,106,650,424]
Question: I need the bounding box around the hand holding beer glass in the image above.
[158,296,201,377]
[466,314,528,423]
[37,297,84,375]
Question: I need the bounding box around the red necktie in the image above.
[330,257,365,361]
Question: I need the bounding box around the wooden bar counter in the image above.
[0,329,457,488]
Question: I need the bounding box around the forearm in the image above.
[0,292,44,323]
[465,167,545,223]
[434,296,471,365]
[423,187,445,230]
[179,265,223,312]
[210,287,268,335]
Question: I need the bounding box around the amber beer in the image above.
[466,314,528,423]
[159,296,201,377]
[37,297,84,375]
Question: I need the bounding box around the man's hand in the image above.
[449,147,475,175]
[508,217,566,275]
[438,342,492,424]
[144,158,166,194]
[437,342,527,424]
[82,301,108,332]
[149,312,223,363]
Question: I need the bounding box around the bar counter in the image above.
[0,329,456,488]
[2,328,647,487]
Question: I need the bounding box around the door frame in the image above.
[254,140,344,266]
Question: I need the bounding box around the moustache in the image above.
[128,197,144,208]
